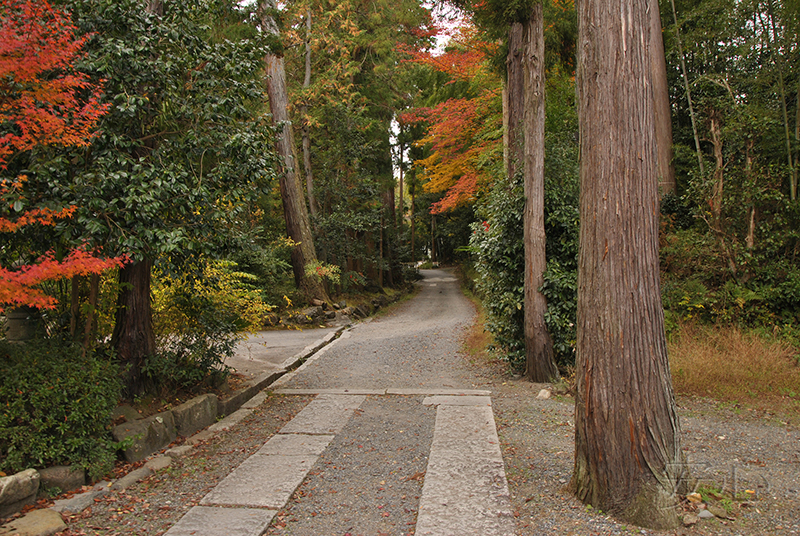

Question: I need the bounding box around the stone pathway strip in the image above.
[416,395,515,536]
[165,394,365,536]
[166,392,515,536]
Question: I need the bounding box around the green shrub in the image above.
[146,257,279,394]
[0,339,122,480]
[541,259,577,366]
[469,176,527,371]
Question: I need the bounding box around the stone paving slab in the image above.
[200,455,316,509]
[416,404,515,536]
[422,395,492,407]
[387,388,492,396]
[255,433,334,456]
[278,394,366,435]
[274,388,386,395]
[164,506,276,536]
[0,507,65,536]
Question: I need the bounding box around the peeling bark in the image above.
[573,0,685,527]
[522,8,558,382]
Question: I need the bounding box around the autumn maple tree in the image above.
[400,26,504,214]
[0,0,120,314]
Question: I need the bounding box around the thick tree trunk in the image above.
[383,188,396,286]
[650,0,676,196]
[522,8,558,382]
[261,0,328,303]
[430,213,436,263]
[111,259,156,398]
[573,0,685,528]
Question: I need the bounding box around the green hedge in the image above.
[0,339,122,480]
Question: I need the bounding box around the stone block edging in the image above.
[0,325,346,529]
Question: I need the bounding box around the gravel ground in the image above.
[264,396,435,535]
[59,395,314,536]
[49,268,800,535]
[486,365,800,536]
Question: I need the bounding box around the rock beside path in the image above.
[0,469,39,518]
[0,508,65,536]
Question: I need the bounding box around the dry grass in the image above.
[668,322,800,422]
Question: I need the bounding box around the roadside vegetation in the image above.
[1,0,798,524]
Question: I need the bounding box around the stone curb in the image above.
[0,325,350,533]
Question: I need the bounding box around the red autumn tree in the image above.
[400,25,504,213]
[0,0,107,166]
[0,0,120,314]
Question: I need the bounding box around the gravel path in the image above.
[272,270,477,391]
[54,268,800,535]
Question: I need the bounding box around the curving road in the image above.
[278,268,478,391]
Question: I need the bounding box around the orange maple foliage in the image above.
[399,25,494,85]
[0,0,109,169]
[401,90,500,213]
[0,0,123,312]
[400,27,502,213]
[0,175,77,231]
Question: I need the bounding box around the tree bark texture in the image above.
[573,0,684,528]
[522,8,558,382]
[111,259,156,398]
[301,9,317,217]
[261,0,328,303]
[506,22,525,180]
[649,0,676,196]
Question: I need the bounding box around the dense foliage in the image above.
[0,339,122,479]
[659,0,800,334]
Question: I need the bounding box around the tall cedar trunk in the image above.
[261,0,328,303]
[522,8,558,382]
[301,9,316,217]
[430,214,436,263]
[111,259,156,398]
[573,0,684,528]
[650,0,676,196]
[112,0,161,397]
[397,135,404,232]
[383,188,396,286]
[506,22,525,180]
